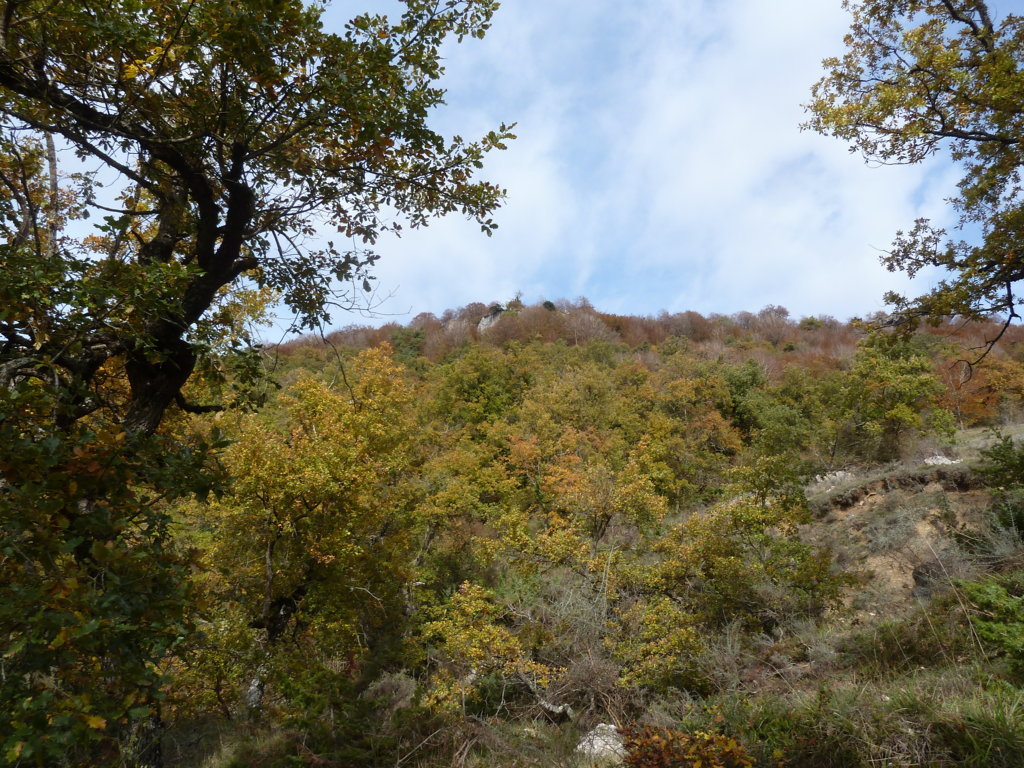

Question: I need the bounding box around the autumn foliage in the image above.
[623,727,755,768]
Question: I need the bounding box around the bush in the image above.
[960,572,1024,680]
[612,597,706,694]
[650,501,844,633]
[978,432,1024,538]
[623,727,755,768]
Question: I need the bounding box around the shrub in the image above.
[623,727,755,768]
[978,432,1024,538]
[959,572,1024,679]
[648,483,845,633]
[612,597,706,693]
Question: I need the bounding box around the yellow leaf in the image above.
[83,714,107,729]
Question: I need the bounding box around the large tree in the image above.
[807,0,1024,341]
[0,1,510,763]
[0,0,511,435]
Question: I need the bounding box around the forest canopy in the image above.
[156,303,1024,767]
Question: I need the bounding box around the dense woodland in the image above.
[2,0,1024,766]
[166,303,1024,766]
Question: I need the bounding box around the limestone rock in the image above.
[814,470,855,491]
[924,455,960,466]
[576,723,626,764]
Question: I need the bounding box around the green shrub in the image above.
[960,572,1024,679]
[978,432,1024,489]
[978,433,1024,537]
[650,502,844,633]
[612,597,706,694]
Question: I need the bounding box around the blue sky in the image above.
[313,0,999,328]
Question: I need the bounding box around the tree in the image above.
[841,335,953,461]
[178,350,418,725]
[612,457,844,693]
[807,1,1024,340]
[0,0,510,762]
[0,0,511,435]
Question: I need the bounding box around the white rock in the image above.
[576,723,626,764]
[244,670,265,711]
[814,470,854,491]
[923,455,960,466]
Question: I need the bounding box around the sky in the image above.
[309,0,1009,328]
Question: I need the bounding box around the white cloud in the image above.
[322,0,969,327]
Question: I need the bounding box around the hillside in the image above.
[7,3,1024,765]
[145,301,1024,768]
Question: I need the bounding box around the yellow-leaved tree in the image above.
[176,349,419,729]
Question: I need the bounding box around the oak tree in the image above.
[808,1,1024,338]
[0,0,511,435]
[0,0,510,762]
[180,350,418,723]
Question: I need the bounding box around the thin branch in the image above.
[963,283,1020,368]
[43,130,56,259]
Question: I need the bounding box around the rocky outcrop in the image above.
[809,465,983,517]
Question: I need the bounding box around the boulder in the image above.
[576,723,626,765]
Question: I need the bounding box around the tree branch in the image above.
[174,392,224,414]
[939,0,995,52]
